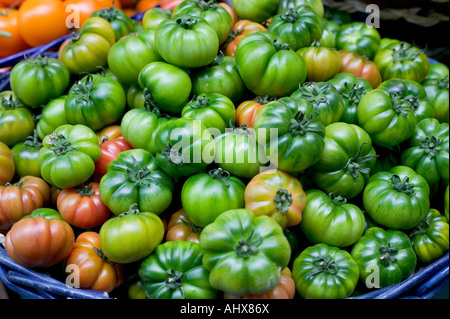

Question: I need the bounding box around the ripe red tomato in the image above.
[94,137,133,181]
[57,182,111,229]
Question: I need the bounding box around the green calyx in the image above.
[181,219,203,233]
[273,39,291,52]
[392,42,424,63]
[161,143,186,166]
[298,82,329,107]
[126,155,154,186]
[209,168,231,187]
[195,0,219,10]
[234,227,263,258]
[341,82,368,105]
[390,92,412,117]
[343,143,378,179]
[76,184,96,197]
[176,16,198,29]
[73,75,95,104]
[254,95,277,105]
[210,51,225,66]
[189,95,211,109]
[119,203,141,217]
[96,6,120,22]
[378,242,399,266]
[419,135,443,158]
[273,188,293,213]
[409,217,431,238]
[142,88,163,116]
[47,132,78,156]
[289,111,324,136]
[94,247,116,266]
[391,175,416,196]
[165,269,186,298]
[1,94,25,110]
[280,8,299,23]
[23,130,42,149]
[329,193,347,206]
[308,255,339,279]
[28,55,49,67]
[404,95,420,111]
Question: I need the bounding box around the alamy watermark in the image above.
[365,4,380,28]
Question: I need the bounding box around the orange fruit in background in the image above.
[0,7,29,58]
[18,0,69,47]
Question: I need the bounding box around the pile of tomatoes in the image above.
[0,0,449,300]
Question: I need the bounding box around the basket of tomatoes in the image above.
[0,0,449,301]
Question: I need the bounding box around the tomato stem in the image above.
[439,75,449,90]
[77,184,96,196]
[47,133,78,156]
[23,130,42,148]
[392,42,425,63]
[408,216,430,238]
[73,75,95,104]
[280,8,299,23]
[189,94,211,109]
[119,203,141,217]
[378,242,399,266]
[391,175,416,196]
[0,30,12,38]
[234,227,262,258]
[344,143,378,179]
[341,82,368,105]
[390,92,413,116]
[181,219,203,233]
[289,111,324,136]
[272,39,291,51]
[161,143,186,166]
[273,188,293,213]
[308,255,338,279]
[254,95,277,105]
[297,82,329,107]
[208,168,231,186]
[176,17,198,29]
[165,269,185,298]
[195,0,219,10]
[329,193,347,206]
[0,93,25,110]
[419,136,443,158]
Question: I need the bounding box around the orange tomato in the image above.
[0,0,25,7]
[0,141,15,185]
[0,7,29,58]
[64,0,104,28]
[136,0,158,12]
[244,169,306,230]
[96,124,122,144]
[165,208,202,244]
[5,211,75,268]
[339,50,382,88]
[159,0,182,10]
[224,268,296,299]
[18,0,69,47]
[94,137,133,181]
[224,19,266,58]
[235,95,275,128]
[65,232,125,293]
[96,0,121,8]
[57,182,111,229]
[0,176,51,234]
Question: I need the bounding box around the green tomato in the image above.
[422,63,449,123]
[0,91,35,147]
[121,105,175,156]
[268,6,324,51]
[300,190,365,247]
[408,209,449,264]
[235,31,307,98]
[357,88,417,147]
[181,168,245,228]
[311,122,377,199]
[155,14,219,69]
[191,53,246,104]
[99,204,164,264]
[90,6,135,41]
[59,17,116,74]
[214,125,268,180]
[155,118,214,179]
[99,148,175,215]
[445,185,449,221]
[401,118,449,186]
[11,130,42,178]
[363,166,430,230]
[138,61,192,115]
[351,227,417,288]
[378,78,435,123]
[291,81,344,126]
[10,55,70,108]
[232,0,278,23]
[38,124,101,189]
[65,74,126,131]
[374,41,429,83]
[292,243,359,299]
[172,0,233,44]
[36,96,68,141]
[336,22,381,60]
[327,73,372,124]
[253,97,325,173]
[278,0,324,17]
[107,29,162,86]
[181,93,235,134]
[319,29,336,48]
[142,7,171,30]
[138,241,217,299]
[200,209,291,296]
